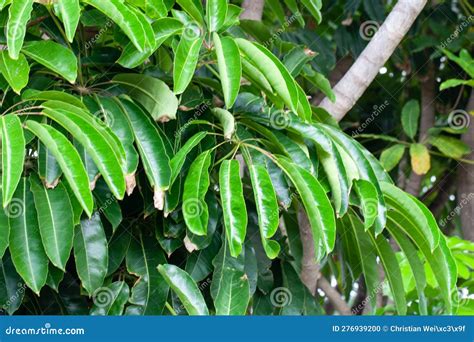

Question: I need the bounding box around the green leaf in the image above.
[90,281,130,316]
[173,35,204,94]
[353,179,378,230]
[118,18,183,68]
[6,0,34,59]
[409,143,430,175]
[380,144,405,171]
[42,107,126,200]
[211,108,235,139]
[381,182,439,251]
[241,147,280,259]
[429,135,471,159]
[83,0,153,52]
[206,0,227,32]
[301,0,322,23]
[22,41,78,83]
[0,191,10,258]
[73,214,108,295]
[440,79,474,91]
[56,0,81,42]
[213,33,241,108]
[113,74,179,122]
[0,51,29,94]
[183,150,212,236]
[176,0,204,25]
[340,213,379,313]
[236,38,298,111]
[126,232,169,315]
[120,99,171,210]
[93,178,122,231]
[219,160,247,257]
[22,89,86,109]
[8,178,48,295]
[211,239,250,315]
[304,71,335,103]
[46,264,64,292]
[0,251,25,315]
[388,226,427,315]
[442,49,474,78]
[157,264,209,315]
[29,175,74,271]
[401,100,420,139]
[37,142,61,188]
[169,131,207,185]
[276,156,335,258]
[367,231,407,315]
[1,115,25,208]
[107,224,131,276]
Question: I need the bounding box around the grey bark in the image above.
[320,0,428,121]
[457,89,474,241]
[240,0,265,21]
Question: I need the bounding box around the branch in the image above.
[317,275,352,315]
[319,0,428,121]
[297,210,320,295]
[405,61,436,196]
[457,89,474,241]
[240,0,265,21]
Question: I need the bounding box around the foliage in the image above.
[0,0,470,316]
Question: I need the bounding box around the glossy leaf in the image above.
[120,99,171,210]
[211,239,250,315]
[73,214,108,295]
[83,0,153,52]
[211,108,235,139]
[169,131,207,185]
[276,157,335,258]
[173,35,203,94]
[0,191,10,258]
[219,160,247,257]
[236,38,298,111]
[126,233,169,315]
[57,0,81,42]
[113,74,178,122]
[0,251,24,315]
[22,41,78,83]
[0,51,29,94]
[29,175,74,270]
[380,144,405,171]
[401,100,420,139]
[8,178,48,295]
[183,150,211,236]
[42,107,126,200]
[6,0,34,59]
[90,281,130,316]
[213,34,241,108]
[206,0,227,32]
[158,264,209,315]
[1,115,25,208]
[38,142,62,188]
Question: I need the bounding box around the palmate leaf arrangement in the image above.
[0,0,457,316]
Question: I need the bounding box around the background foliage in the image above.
[0,0,472,316]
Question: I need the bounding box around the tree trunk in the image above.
[405,62,436,196]
[457,89,474,241]
[240,0,265,21]
[319,0,428,121]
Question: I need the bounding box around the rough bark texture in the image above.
[405,63,436,196]
[240,0,265,21]
[320,0,428,121]
[457,89,474,241]
[297,210,320,295]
